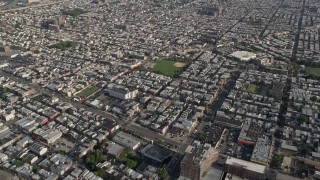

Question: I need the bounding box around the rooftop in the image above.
[183,140,218,166]
[229,51,256,61]
[225,157,266,174]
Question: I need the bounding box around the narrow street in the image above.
[209,69,241,117]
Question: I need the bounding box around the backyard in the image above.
[306,67,320,77]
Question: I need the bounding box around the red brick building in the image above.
[180,141,219,180]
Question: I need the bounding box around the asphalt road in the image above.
[209,69,241,116]
[125,123,188,152]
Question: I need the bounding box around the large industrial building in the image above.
[229,51,257,61]
[106,84,138,100]
[112,131,141,150]
[140,144,173,165]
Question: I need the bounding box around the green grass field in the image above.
[49,41,77,50]
[62,8,86,17]
[243,84,260,94]
[152,60,185,77]
[306,67,320,77]
[78,86,99,98]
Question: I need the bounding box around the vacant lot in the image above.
[49,41,77,50]
[62,8,86,16]
[78,86,99,98]
[243,84,261,94]
[306,67,320,77]
[152,60,186,77]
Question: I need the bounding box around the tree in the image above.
[2,87,9,94]
[274,129,283,139]
[85,149,106,170]
[32,165,40,173]
[154,139,164,145]
[86,154,96,169]
[49,41,77,50]
[298,144,310,156]
[270,154,284,169]
[298,114,309,124]
[126,159,138,169]
[157,168,168,179]
[94,169,107,178]
[62,8,86,16]
[310,96,317,102]
[196,132,206,141]
[13,160,23,166]
[118,148,140,169]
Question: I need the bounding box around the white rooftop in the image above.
[229,51,256,61]
[225,157,266,174]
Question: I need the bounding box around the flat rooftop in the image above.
[202,166,224,180]
[225,157,266,174]
[229,51,256,61]
[141,144,172,163]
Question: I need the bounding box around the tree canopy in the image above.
[86,149,105,170]
[157,168,168,179]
